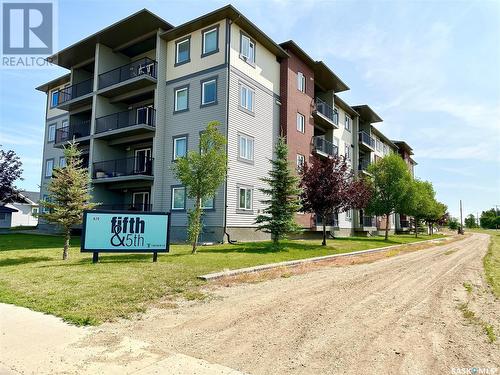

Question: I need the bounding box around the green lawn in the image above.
[0,233,443,325]
[476,229,500,297]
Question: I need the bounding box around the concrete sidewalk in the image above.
[0,303,245,375]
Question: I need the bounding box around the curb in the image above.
[198,236,452,281]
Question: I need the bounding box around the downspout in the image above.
[223,16,239,244]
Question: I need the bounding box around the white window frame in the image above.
[174,87,189,112]
[175,38,190,64]
[297,72,305,92]
[346,209,352,221]
[238,133,254,162]
[171,187,186,210]
[59,156,66,167]
[239,84,254,113]
[48,124,56,142]
[240,34,255,64]
[50,90,59,108]
[132,191,150,211]
[238,187,253,210]
[296,154,305,170]
[173,136,187,160]
[201,79,217,105]
[345,115,351,132]
[201,196,214,210]
[345,144,352,161]
[296,112,305,133]
[202,28,218,55]
[45,159,54,177]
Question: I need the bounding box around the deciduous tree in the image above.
[173,121,227,254]
[0,146,23,202]
[255,137,301,249]
[39,141,97,260]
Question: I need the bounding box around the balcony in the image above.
[55,120,91,145]
[57,78,93,110]
[313,98,339,129]
[312,136,338,158]
[95,107,156,140]
[358,159,371,175]
[92,156,154,183]
[98,58,157,97]
[359,131,375,151]
[96,204,152,212]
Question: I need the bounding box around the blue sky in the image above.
[1,0,499,218]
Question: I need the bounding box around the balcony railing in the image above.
[312,136,338,157]
[55,120,91,143]
[362,216,375,227]
[98,58,157,89]
[95,107,156,134]
[93,156,154,179]
[57,79,93,105]
[359,131,375,149]
[97,204,152,212]
[315,98,338,125]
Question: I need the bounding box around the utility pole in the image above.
[459,200,464,235]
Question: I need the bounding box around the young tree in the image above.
[255,137,301,249]
[448,217,460,230]
[425,201,447,235]
[39,141,97,260]
[464,214,478,229]
[366,153,413,240]
[173,121,227,254]
[480,208,499,229]
[0,146,23,202]
[406,180,438,237]
[300,155,368,246]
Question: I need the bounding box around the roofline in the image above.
[35,73,71,92]
[315,61,350,92]
[352,104,383,123]
[371,127,399,150]
[160,5,288,59]
[392,140,414,155]
[334,95,359,117]
[279,40,315,69]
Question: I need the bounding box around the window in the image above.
[297,72,305,92]
[171,187,186,210]
[175,38,190,65]
[0,213,5,220]
[50,90,59,108]
[173,136,187,160]
[333,107,339,125]
[32,207,39,215]
[346,209,352,221]
[383,144,389,155]
[240,34,255,65]
[296,154,305,171]
[238,133,254,162]
[345,144,352,161]
[238,187,252,210]
[202,27,218,56]
[239,84,254,113]
[45,159,54,178]
[296,113,305,133]
[201,196,214,209]
[59,157,66,167]
[48,124,56,142]
[345,115,352,132]
[201,78,217,106]
[42,195,50,213]
[376,139,383,152]
[62,119,68,128]
[174,86,189,112]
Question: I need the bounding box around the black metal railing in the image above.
[95,107,156,134]
[96,204,152,212]
[312,136,338,157]
[93,156,154,179]
[55,120,91,143]
[57,79,93,105]
[359,131,375,149]
[98,58,157,89]
[358,159,371,172]
[362,216,375,227]
[315,98,338,125]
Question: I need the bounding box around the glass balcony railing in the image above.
[55,120,91,143]
[95,107,156,134]
[57,79,93,105]
[315,98,338,125]
[312,136,338,157]
[93,156,154,179]
[359,131,375,149]
[98,58,157,89]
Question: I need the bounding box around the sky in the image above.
[0,0,499,218]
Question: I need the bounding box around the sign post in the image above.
[81,210,170,262]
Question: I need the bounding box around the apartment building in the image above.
[37,5,416,241]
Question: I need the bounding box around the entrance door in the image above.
[136,105,153,126]
[132,192,150,211]
[134,148,152,174]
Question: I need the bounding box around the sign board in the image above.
[81,211,170,256]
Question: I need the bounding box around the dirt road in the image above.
[2,233,498,374]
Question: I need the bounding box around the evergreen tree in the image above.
[39,141,97,260]
[255,137,301,249]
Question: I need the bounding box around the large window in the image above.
[296,113,305,133]
[240,34,255,65]
[171,186,186,210]
[173,136,187,160]
[201,78,217,106]
[174,86,189,112]
[48,124,56,142]
[238,133,254,162]
[239,84,254,113]
[45,159,54,178]
[202,27,218,56]
[175,38,190,65]
[345,115,352,132]
[297,72,305,92]
[50,90,59,108]
[345,144,352,161]
[238,187,253,210]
